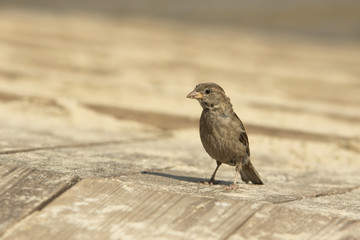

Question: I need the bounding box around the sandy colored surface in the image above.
[0,2,359,240]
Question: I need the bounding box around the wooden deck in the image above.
[1,2,360,239]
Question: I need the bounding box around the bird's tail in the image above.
[240,161,263,185]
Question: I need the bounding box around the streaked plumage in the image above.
[187,82,263,187]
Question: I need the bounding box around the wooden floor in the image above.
[0,2,360,239]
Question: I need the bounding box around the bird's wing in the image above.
[234,113,250,156]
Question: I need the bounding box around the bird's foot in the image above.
[223,183,239,190]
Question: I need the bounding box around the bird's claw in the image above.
[223,183,239,190]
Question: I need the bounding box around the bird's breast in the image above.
[199,111,239,165]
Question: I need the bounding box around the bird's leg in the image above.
[231,171,239,188]
[208,161,222,185]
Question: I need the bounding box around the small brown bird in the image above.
[187,82,263,187]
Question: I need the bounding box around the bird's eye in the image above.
[205,89,211,94]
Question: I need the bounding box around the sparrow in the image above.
[187,82,263,187]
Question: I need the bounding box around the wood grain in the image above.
[0,3,359,239]
[2,178,359,240]
[0,165,78,236]
[1,178,260,239]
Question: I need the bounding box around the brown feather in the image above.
[188,82,264,185]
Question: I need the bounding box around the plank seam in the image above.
[0,137,157,155]
[222,205,264,240]
[0,175,81,238]
[274,185,360,204]
[32,175,81,212]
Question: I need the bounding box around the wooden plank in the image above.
[282,188,360,220]
[228,204,360,240]
[1,178,261,240]
[0,165,78,237]
[0,140,174,178]
[3,178,360,240]
[0,117,150,154]
[0,120,77,153]
[128,169,360,206]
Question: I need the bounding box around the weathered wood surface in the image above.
[0,165,78,236]
[0,1,360,239]
[2,178,359,240]
[3,179,260,240]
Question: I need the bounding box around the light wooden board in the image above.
[1,178,261,240]
[0,117,154,154]
[0,165,78,236]
[123,169,360,209]
[228,204,360,240]
[2,178,359,240]
[0,139,176,178]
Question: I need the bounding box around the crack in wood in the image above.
[222,205,264,240]
[33,176,81,212]
[314,186,360,198]
[0,137,157,155]
[274,185,360,204]
[0,169,81,238]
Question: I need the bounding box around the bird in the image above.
[187,82,263,188]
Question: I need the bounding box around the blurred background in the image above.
[2,0,360,41]
[0,0,359,141]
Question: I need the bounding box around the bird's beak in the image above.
[186,90,204,99]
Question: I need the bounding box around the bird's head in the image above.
[187,82,231,110]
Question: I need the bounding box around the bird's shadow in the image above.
[141,171,233,186]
